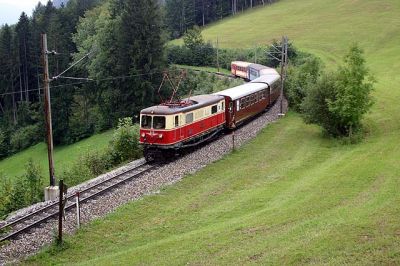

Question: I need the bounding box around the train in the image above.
[139,61,281,162]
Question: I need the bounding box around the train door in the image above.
[232,64,237,76]
[174,115,181,141]
[229,100,235,128]
[269,86,272,105]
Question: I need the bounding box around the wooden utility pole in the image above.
[216,36,220,73]
[254,45,257,63]
[58,179,64,244]
[279,36,288,115]
[41,33,56,187]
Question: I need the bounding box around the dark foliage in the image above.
[165,0,280,38]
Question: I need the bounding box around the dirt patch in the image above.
[248,252,263,261]
[359,234,375,242]
[240,225,271,237]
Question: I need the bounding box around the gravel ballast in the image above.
[0,98,287,265]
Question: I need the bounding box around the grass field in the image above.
[0,130,113,183]
[25,0,400,264]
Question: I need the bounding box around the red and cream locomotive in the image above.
[139,62,281,161]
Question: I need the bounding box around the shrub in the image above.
[0,173,13,218]
[10,124,42,153]
[60,159,93,187]
[109,118,142,164]
[285,56,323,111]
[0,128,9,159]
[0,160,43,217]
[301,44,375,138]
[24,159,43,204]
[82,150,112,176]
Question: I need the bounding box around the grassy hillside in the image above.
[25,0,400,264]
[0,130,113,183]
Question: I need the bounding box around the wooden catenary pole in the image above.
[41,33,56,187]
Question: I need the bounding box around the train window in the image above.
[211,105,218,114]
[237,100,240,111]
[153,116,166,129]
[222,101,225,110]
[141,115,152,129]
[240,99,245,109]
[229,102,233,113]
[186,113,194,123]
[175,115,179,127]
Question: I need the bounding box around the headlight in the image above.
[141,133,145,138]
[158,134,163,139]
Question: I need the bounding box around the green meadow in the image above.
[0,130,113,183]
[25,0,400,264]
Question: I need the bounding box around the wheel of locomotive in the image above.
[144,147,157,163]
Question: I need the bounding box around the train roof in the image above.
[140,94,224,115]
[250,71,281,85]
[249,63,269,71]
[214,82,269,101]
[231,61,252,67]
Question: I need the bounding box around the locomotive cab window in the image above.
[211,105,218,114]
[153,116,166,129]
[174,115,179,127]
[141,115,152,129]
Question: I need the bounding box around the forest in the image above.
[0,0,279,160]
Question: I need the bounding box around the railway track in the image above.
[0,162,156,242]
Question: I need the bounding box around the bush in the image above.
[60,159,93,187]
[82,150,112,176]
[24,159,43,204]
[285,56,323,111]
[109,118,142,164]
[301,44,375,138]
[0,173,13,218]
[0,128,9,159]
[0,160,43,217]
[10,124,42,153]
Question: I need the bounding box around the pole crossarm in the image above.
[266,52,282,62]
[51,51,92,81]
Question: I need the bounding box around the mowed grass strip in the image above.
[26,114,400,265]
[25,0,400,264]
[0,130,113,183]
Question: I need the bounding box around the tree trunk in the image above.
[202,0,205,26]
[24,37,29,102]
[19,65,23,102]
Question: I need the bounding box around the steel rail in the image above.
[0,162,156,242]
